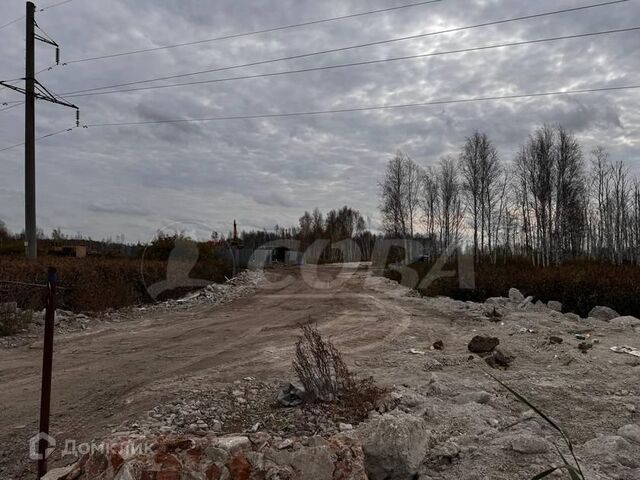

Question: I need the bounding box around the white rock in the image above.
[357,412,430,480]
[216,436,250,452]
[618,424,640,444]
[486,297,508,307]
[564,312,581,322]
[588,305,619,321]
[547,301,562,312]
[456,391,492,405]
[508,288,525,303]
[510,435,550,454]
[610,316,640,328]
[41,465,75,480]
[518,296,534,310]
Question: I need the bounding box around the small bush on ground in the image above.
[293,323,386,418]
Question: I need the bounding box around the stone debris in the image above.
[485,348,514,369]
[47,432,367,480]
[160,269,266,308]
[508,288,525,303]
[547,300,562,312]
[610,316,640,328]
[432,340,444,350]
[517,296,534,310]
[564,312,582,322]
[123,378,382,440]
[588,305,620,321]
[468,335,500,354]
[277,381,307,407]
[578,341,593,353]
[618,424,640,444]
[357,412,430,480]
[509,434,550,454]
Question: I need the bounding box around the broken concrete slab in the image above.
[588,305,619,321]
[357,412,430,480]
[547,300,562,312]
[610,316,640,328]
[508,288,525,303]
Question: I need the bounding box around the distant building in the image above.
[49,245,87,258]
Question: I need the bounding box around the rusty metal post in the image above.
[37,267,57,478]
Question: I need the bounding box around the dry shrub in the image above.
[293,323,386,418]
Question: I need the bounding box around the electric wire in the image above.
[80,84,640,127]
[59,26,640,99]
[58,0,629,96]
[60,0,443,64]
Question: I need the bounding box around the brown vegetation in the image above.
[0,249,232,312]
[390,257,640,317]
[293,323,386,419]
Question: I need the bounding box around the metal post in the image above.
[37,267,57,478]
[25,1,37,259]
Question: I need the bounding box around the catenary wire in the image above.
[60,0,443,64]
[58,0,629,96]
[60,26,640,99]
[0,127,74,153]
[81,84,640,127]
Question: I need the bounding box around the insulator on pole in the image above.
[55,47,60,65]
[75,109,79,127]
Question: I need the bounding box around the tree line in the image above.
[380,125,640,266]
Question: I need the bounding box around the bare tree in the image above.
[419,166,440,248]
[459,132,483,261]
[436,156,462,251]
[379,151,421,237]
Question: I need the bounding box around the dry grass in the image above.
[293,323,386,419]
[0,254,232,312]
[388,257,640,317]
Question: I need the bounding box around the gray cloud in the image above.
[1,0,639,241]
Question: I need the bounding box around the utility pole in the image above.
[0,2,79,259]
[25,1,36,259]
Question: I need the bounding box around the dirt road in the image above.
[1,264,639,479]
[0,265,420,478]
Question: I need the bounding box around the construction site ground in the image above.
[1,264,639,479]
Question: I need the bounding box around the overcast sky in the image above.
[1,0,639,242]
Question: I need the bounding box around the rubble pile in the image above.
[158,269,265,309]
[122,377,379,439]
[42,432,368,480]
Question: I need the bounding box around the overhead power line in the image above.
[60,26,640,99]
[59,0,629,96]
[0,127,74,153]
[81,84,640,127]
[59,0,443,65]
[0,0,74,32]
[39,0,75,12]
[2,84,637,152]
[0,16,25,32]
